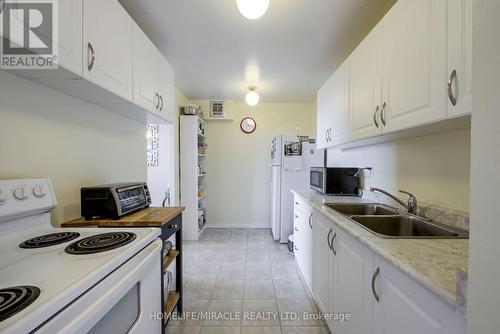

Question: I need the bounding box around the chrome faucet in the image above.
[370,187,418,215]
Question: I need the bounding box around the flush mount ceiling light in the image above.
[236,0,270,20]
[245,88,260,106]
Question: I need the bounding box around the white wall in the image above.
[328,129,471,212]
[466,1,500,332]
[0,71,147,226]
[191,100,316,228]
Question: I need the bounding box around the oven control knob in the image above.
[32,184,46,198]
[13,186,28,200]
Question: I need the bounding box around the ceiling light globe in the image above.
[245,90,260,106]
[236,0,270,20]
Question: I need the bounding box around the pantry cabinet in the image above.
[83,0,133,101]
[447,0,473,118]
[293,197,314,290]
[381,0,447,133]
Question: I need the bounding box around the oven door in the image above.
[37,239,163,334]
[310,168,325,193]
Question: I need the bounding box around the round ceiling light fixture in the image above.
[236,0,270,20]
[245,87,260,106]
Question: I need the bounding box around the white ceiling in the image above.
[119,0,396,102]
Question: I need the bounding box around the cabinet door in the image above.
[133,23,160,113]
[350,25,383,140]
[330,58,350,146]
[57,0,83,76]
[381,0,447,133]
[158,56,176,123]
[332,229,374,334]
[316,78,331,149]
[295,206,314,290]
[373,257,466,334]
[447,0,473,117]
[83,0,133,101]
[313,213,334,316]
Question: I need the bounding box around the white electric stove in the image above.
[0,178,163,334]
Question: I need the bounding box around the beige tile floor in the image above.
[166,228,328,334]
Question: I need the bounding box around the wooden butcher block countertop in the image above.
[61,207,185,228]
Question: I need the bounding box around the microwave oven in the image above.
[310,167,360,195]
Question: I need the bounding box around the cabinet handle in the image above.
[295,227,299,232]
[308,213,313,229]
[295,202,299,205]
[294,245,299,251]
[87,42,96,71]
[294,214,299,219]
[331,233,337,256]
[373,105,380,128]
[159,95,164,111]
[155,92,160,109]
[380,102,386,126]
[447,69,458,106]
[371,267,381,302]
[327,228,333,250]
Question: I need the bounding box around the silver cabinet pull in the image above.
[308,213,313,229]
[447,69,457,106]
[155,92,160,109]
[295,227,299,232]
[373,105,380,128]
[327,229,333,250]
[294,245,299,251]
[371,267,381,302]
[331,233,337,255]
[294,214,299,219]
[87,42,96,71]
[159,95,164,111]
[380,102,386,126]
[295,202,299,205]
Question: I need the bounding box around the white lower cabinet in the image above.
[332,228,374,334]
[312,213,334,322]
[373,256,466,334]
[302,207,465,334]
[293,197,314,291]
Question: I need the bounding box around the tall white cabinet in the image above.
[180,116,207,241]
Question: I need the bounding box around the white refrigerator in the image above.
[270,135,324,243]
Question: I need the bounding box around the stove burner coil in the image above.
[65,232,136,255]
[19,232,80,249]
[0,286,40,322]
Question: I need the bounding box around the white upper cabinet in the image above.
[158,56,176,123]
[381,0,447,133]
[133,24,160,112]
[83,0,133,101]
[350,25,383,140]
[316,58,350,149]
[447,0,473,117]
[55,0,83,77]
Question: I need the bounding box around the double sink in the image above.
[324,203,469,239]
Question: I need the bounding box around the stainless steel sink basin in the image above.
[350,215,469,239]
[324,203,399,216]
[323,202,469,239]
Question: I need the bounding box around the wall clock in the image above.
[240,117,256,134]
